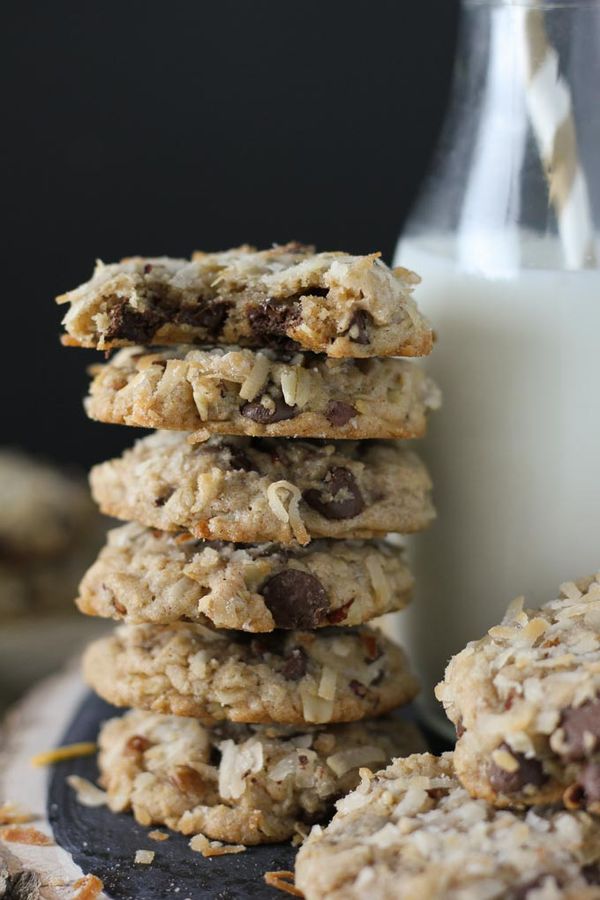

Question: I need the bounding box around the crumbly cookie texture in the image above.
[0,450,95,560]
[57,243,432,359]
[83,623,419,725]
[85,345,440,442]
[295,752,600,900]
[436,575,600,812]
[89,432,434,546]
[76,524,414,631]
[96,709,425,845]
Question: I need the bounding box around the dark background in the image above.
[3,0,458,470]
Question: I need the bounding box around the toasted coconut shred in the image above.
[0,825,53,845]
[31,742,97,767]
[264,870,304,897]
[266,481,309,544]
[73,874,105,900]
[0,802,34,825]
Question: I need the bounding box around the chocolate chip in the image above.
[560,700,600,760]
[126,735,152,754]
[325,400,357,427]
[105,300,165,343]
[349,680,368,698]
[304,467,365,520]
[580,762,600,803]
[154,487,174,507]
[583,864,600,885]
[510,876,552,899]
[489,744,546,794]
[247,298,301,348]
[261,570,329,628]
[280,647,308,681]
[346,309,373,345]
[175,299,230,335]
[240,396,298,424]
[227,446,257,472]
[143,263,153,274]
[455,717,465,739]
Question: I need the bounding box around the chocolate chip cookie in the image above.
[85,345,440,442]
[83,623,419,724]
[95,709,425,845]
[89,432,434,545]
[76,523,414,630]
[57,243,432,358]
[295,752,600,900]
[436,575,600,811]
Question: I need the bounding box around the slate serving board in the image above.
[45,689,449,899]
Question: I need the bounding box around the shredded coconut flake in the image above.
[266,480,309,544]
[134,849,155,864]
[239,353,270,401]
[67,775,108,808]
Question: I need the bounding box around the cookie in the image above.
[76,523,414,631]
[85,346,440,442]
[295,752,600,900]
[0,450,103,616]
[0,450,95,561]
[83,623,419,724]
[57,243,432,358]
[89,432,434,545]
[436,576,600,812]
[95,709,426,845]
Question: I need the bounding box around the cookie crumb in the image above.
[189,833,246,857]
[0,802,34,825]
[66,775,108,808]
[134,849,155,865]
[148,829,169,842]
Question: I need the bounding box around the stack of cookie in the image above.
[296,576,600,898]
[58,243,440,845]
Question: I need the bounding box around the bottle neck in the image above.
[403,0,600,271]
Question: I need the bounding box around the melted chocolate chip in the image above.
[455,717,465,739]
[105,300,166,343]
[325,400,357,427]
[510,876,552,899]
[488,744,546,794]
[247,299,301,348]
[240,396,298,424]
[280,647,308,681]
[346,309,373,345]
[349,680,368,698]
[154,487,175,507]
[227,446,257,472]
[304,467,365,520]
[580,762,600,803]
[560,699,600,760]
[175,300,230,335]
[583,864,600,885]
[261,570,329,629]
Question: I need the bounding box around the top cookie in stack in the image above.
[58,243,438,846]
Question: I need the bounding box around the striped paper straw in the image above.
[521,7,597,269]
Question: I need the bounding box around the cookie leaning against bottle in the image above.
[436,574,600,812]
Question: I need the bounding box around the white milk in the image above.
[394,234,600,732]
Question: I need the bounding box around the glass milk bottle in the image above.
[394,0,600,734]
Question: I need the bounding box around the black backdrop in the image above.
[3,0,458,469]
